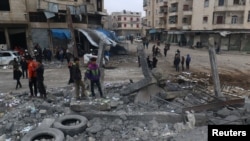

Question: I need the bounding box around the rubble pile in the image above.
[0,77,249,141]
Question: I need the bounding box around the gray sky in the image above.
[104,0,145,16]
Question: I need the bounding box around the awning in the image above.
[149,29,156,34]
[50,29,71,40]
[75,28,117,47]
[167,31,184,34]
[76,28,99,47]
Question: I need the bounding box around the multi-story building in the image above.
[111,10,142,38]
[143,0,250,51]
[0,0,105,53]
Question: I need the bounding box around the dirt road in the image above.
[0,41,250,94]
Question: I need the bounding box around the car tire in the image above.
[53,115,88,136]
[21,128,65,141]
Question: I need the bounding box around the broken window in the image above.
[0,0,10,11]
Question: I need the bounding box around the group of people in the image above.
[173,49,191,72]
[67,56,104,100]
[13,55,47,99]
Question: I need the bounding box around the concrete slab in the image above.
[79,111,207,126]
[70,99,111,112]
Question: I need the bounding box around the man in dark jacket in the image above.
[72,57,86,100]
[36,60,46,99]
[20,57,28,78]
[85,57,103,98]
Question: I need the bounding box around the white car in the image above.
[134,38,143,43]
[83,53,107,65]
[0,50,20,66]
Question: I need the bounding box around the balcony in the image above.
[213,23,244,29]
[214,5,245,12]
[158,1,168,7]
[182,25,191,30]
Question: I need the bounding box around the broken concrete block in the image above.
[70,100,111,112]
[37,118,55,129]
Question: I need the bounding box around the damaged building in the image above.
[0,0,108,55]
[143,0,250,51]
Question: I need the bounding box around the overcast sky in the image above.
[104,0,145,16]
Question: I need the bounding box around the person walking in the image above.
[27,57,38,97]
[72,57,86,100]
[164,44,169,57]
[85,57,104,98]
[181,56,185,71]
[14,67,22,89]
[186,54,191,71]
[20,57,28,78]
[36,60,47,99]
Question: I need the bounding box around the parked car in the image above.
[134,37,143,43]
[0,50,20,66]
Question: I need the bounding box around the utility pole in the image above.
[25,0,34,55]
[208,37,224,99]
[66,7,78,58]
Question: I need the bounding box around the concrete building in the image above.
[0,0,105,54]
[111,10,142,38]
[143,0,250,51]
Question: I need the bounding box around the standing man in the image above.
[27,57,38,97]
[186,54,191,71]
[85,57,104,98]
[72,57,86,100]
[36,60,47,99]
[12,58,19,80]
[20,57,28,78]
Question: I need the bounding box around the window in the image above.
[137,24,139,28]
[216,16,223,24]
[137,18,139,21]
[118,23,121,27]
[204,0,209,7]
[124,17,126,21]
[0,0,10,11]
[218,0,224,6]
[131,24,133,27]
[124,24,127,27]
[233,0,239,4]
[183,5,189,11]
[248,11,250,22]
[203,16,208,23]
[131,17,133,21]
[86,0,90,2]
[118,17,121,21]
[182,18,188,24]
[231,15,238,24]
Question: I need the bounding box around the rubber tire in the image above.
[53,115,88,136]
[21,128,65,141]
